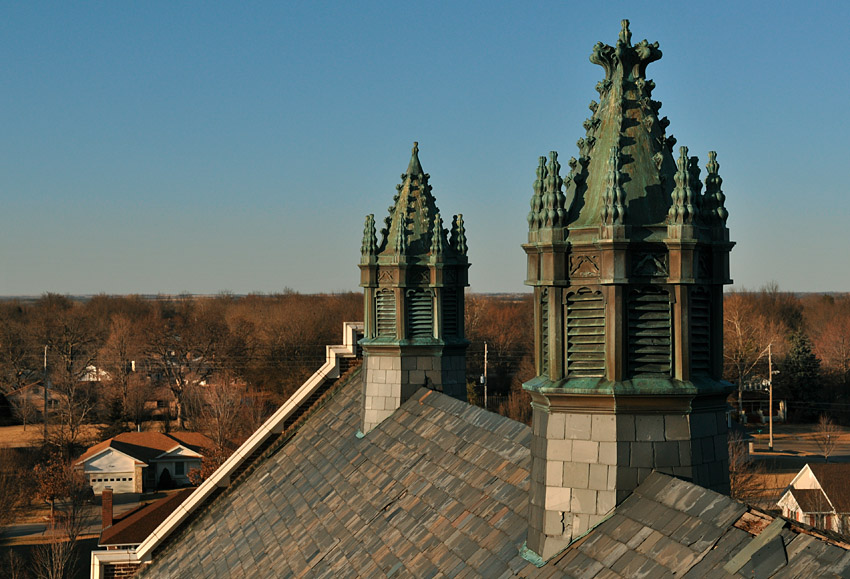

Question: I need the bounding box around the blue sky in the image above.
[2,2,849,295]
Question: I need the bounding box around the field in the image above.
[0,424,106,449]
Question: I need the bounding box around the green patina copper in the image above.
[371,142,464,263]
[560,19,674,236]
[522,20,734,399]
[359,142,469,349]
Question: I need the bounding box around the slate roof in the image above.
[101,489,194,546]
[76,431,214,466]
[140,370,850,577]
[808,463,850,512]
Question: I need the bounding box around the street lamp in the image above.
[768,343,779,451]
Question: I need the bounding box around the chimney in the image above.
[101,488,113,530]
[358,143,470,435]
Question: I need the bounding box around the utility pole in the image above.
[43,345,49,439]
[768,343,773,451]
[483,341,488,410]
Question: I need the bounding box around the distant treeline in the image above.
[0,292,362,449]
[725,284,850,422]
[1,286,848,443]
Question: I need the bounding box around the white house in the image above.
[778,463,850,533]
[75,431,213,495]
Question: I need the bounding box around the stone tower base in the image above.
[361,350,466,434]
[526,392,729,561]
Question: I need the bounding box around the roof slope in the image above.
[142,374,537,577]
[141,376,850,577]
[789,488,833,514]
[101,489,194,546]
[808,463,850,512]
[77,431,213,465]
[551,472,850,577]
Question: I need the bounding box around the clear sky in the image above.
[2,1,849,296]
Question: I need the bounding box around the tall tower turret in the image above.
[522,21,734,562]
[359,143,470,435]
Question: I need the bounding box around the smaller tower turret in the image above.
[358,143,470,435]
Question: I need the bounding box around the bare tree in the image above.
[98,314,143,427]
[814,310,850,389]
[0,449,24,529]
[191,377,243,449]
[498,388,532,426]
[238,391,274,435]
[728,431,765,503]
[145,300,224,429]
[0,303,39,396]
[30,455,91,579]
[31,530,77,579]
[724,291,782,417]
[31,453,90,527]
[125,378,154,430]
[3,549,29,579]
[35,297,103,450]
[814,414,841,462]
[10,394,37,431]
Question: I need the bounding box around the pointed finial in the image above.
[451,214,467,255]
[591,20,660,81]
[393,219,406,255]
[703,151,728,224]
[669,146,697,225]
[619,20,632,46]
[407,141,424,175]
[361,214,377,258]
[430,213,447,256]
[528,156,547,231]
[688,155,703,199]
[543,151,567,227]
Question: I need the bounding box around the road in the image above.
[1,493,149,543]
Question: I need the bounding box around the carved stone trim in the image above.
[569,254,600,278]
[632,252,669,277]
[377,268,396,284]
[408,266,430,285]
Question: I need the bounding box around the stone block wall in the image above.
[361,353,467,434]
[526,403,729,560]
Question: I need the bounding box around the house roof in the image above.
[101,489,194,547]
[788,488,833,514]
[77,431,214,466]
[140,372,850,577]
[807,463,850,513]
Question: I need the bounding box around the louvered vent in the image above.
[375,290,396,338]
[540,290,549,375]
[566,289,605,377]
[407,290,433,339]
[690,289,711,375]
[442,289,458,337]
[627,287,672,376]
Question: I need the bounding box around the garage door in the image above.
[90,472,135,495]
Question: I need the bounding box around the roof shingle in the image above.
[139,372,850,577]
